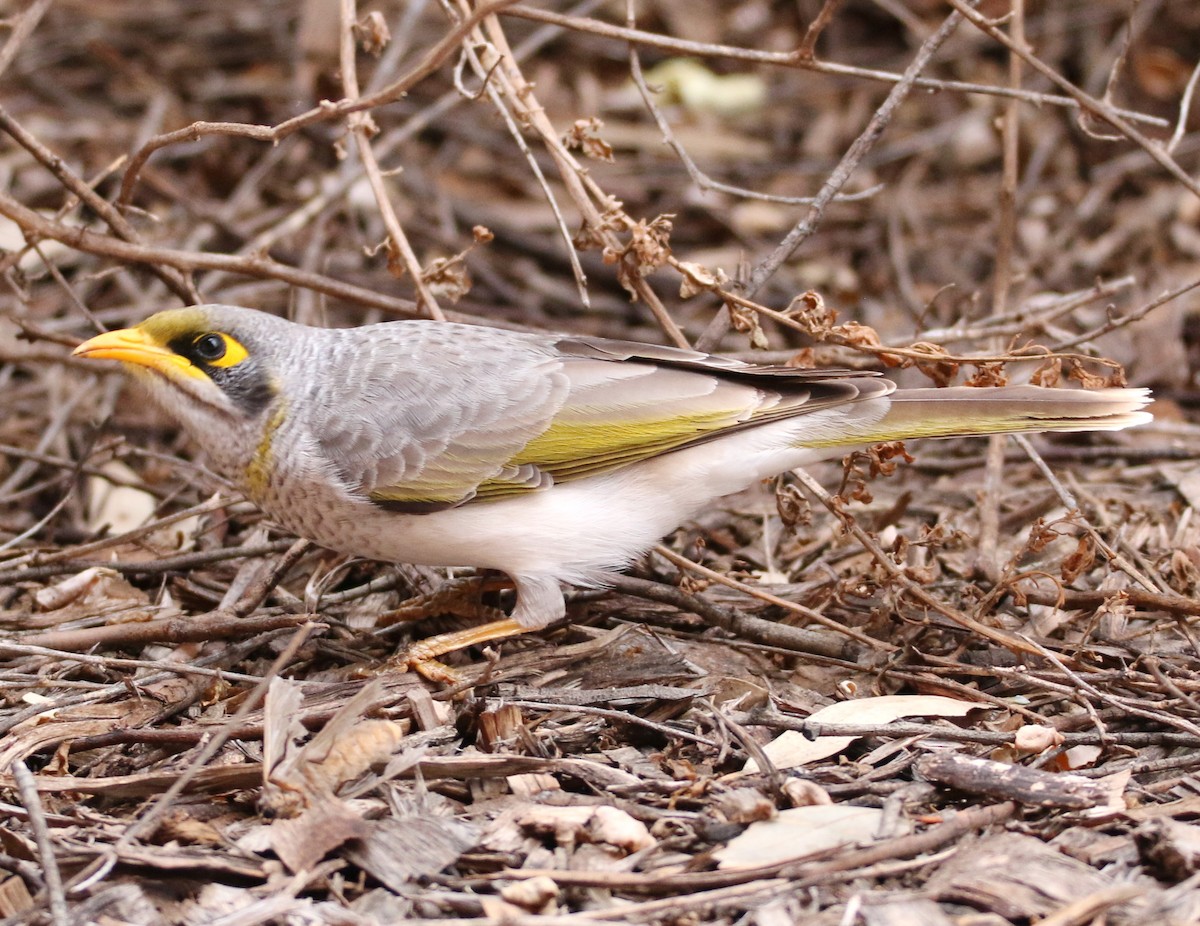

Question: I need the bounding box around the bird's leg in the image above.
[393,574,565,684]
[379,576,510,682]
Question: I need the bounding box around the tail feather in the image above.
[812,386,1152,446]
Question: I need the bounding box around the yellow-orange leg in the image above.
[398,618,529,683]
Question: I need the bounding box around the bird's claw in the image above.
[397,617,530,684]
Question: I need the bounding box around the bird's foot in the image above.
[397,617,530,684]
[380,574,556,683]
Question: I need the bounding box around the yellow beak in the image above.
[73,326,197,379]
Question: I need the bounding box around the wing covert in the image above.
[310,323,891,512]
[312,323,570,511]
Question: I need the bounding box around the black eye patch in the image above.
[165,330,274,415]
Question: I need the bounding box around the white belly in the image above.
[267,414,860,583]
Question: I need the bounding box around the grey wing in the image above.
[309,323,891,512]
[312,324,571,511]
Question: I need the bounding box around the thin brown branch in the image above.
[947,0,1200,201]
[0,191,419,315]
[1049,271,1200,353]
[978,0,1025,581]
[698,1,977,349]
[448,0,592,308]
[0,539,296,585]
[626,41,882,208]
[0,105,198,305]
[741,3,976,299]
[17,607,315,653]
[473,5,691,346]
[0,641,264,684]
[790,466,1044,657]
[796,0,846,62]
[0,0,52,81]
[1167,58,1200,154]
[11,759,68,926]
[604,572,860,660]
[340,0,444,319]
[93,623,318,887]
[117,0,524,207]
[502,4,1169,126]
[651,544,892,652]
[707,284,1132,374]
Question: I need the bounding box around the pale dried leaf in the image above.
[343,816,480,891]
[86,461,157,534]
[714,805,897,869]
[262,678,405,816]
[1062,744,1103,769]
[642,58,767,115]
[744,695,982,772]
[269,798,370,873]
[1013,725,1064,754]
[500,875,559,912]
[512,804,654,853]
[34,566,121,611]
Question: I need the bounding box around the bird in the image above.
[73,304,1152,673]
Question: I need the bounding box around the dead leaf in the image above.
[677,260,728,299]
[562,117,614,162]
[714,804,898,869]
[344,816,481,891]
[353,11,390,56]
[87,460,157,534]
[1013,725,1064,755]
[1060,744,1103,770]
[34,566,128,611]
[499,876,559,912]
[641,58,767,116]
[743,695,982,772]
[269,798,371,873]
[261,678,406,817]
[511,804,654,853]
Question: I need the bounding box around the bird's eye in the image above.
[192,333,227,362]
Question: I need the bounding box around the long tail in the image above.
[824,385,1153,446]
